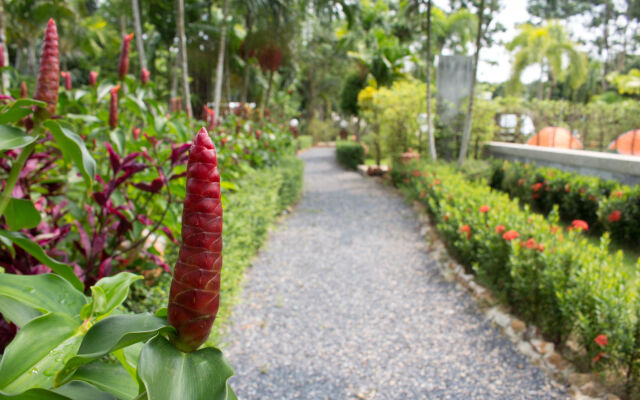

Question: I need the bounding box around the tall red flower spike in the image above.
[20,82,28,98]
[61,71,72,90]
[168,127,222,352]
[109,85,120,129]
[34,19,59,116]
[88,71,98,86]
[118,33,134,80]
[141,68,150,85]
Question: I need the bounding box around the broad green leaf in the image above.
[69,362,138,400]
[93,273,143,318]
[0,108,30,125]
[0,296,40,327]
[11,99,46,108]
[113,342,144,382]
[5,199,41,230]
[0,126,35,151]
[66,114,100,124]
[44,121,96,189]
[138,336,236,400]
[0,381,114,400]
[0,274,86,319]
[108,129,125,154]
[0,232,83,291]
[55,313,173,386]
[0,313,84,394]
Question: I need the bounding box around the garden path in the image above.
[223,147,567,400]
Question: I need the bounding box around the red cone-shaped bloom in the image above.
[118,33,134,80]
[61,71,72,90]
[109,85,120,129]
[141,68,150,85]
[88,71,98,86]
[168,127,222,352]
[34,19,59,116]
[20,82,27,98]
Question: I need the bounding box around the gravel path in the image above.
[223,148,567,400]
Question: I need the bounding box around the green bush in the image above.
[297,135,313,151]
[336,141,365,170]
[489,160,638,247]
[277,157,305,212]
[393,160,640,394]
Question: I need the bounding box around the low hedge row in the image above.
[392,161,640,396]
[126,156,305,342]
[336,140,365,170]
[490,160,640,247]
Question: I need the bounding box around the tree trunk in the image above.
[458,0,485,166]
[426,0,436,160]
[213,0,228,121]
[240,11,253,104]
[601,0,611,91]
[176,0,192,117]
[27,38,36,75]
[131,0,146,71]
[0,0,8,91]
[537,62,544,100]
[263,69,275,114]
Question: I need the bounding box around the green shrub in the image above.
[277,157,305,211]
[393,160,640,393]
[336,140,365,170]
[489,160,638,248]
[297,135,313,150]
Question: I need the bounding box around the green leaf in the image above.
[55,313,173,386]
[69,362,138,400]
[93,273,143,318]
[66,114,100,124]
[0,313,84,394]
[138,336,236,400]
[0,274,86,320]
[44,121,96,189]
[5,199,41,230]
[0,381,115,400]
[11,99,46,108]
[0,126,35,151]
[0,296,41,328]
[0,108,31,125]
[0,231,84,291]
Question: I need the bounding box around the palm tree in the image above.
[506,21,587,100]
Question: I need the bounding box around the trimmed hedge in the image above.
[392,161,640,396]
[490,160,640,247]
[336,140,365,170]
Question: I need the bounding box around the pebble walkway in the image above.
[224,147,568,400]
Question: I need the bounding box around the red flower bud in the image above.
[133,127,140,139]
[255,130,262,140]
[479,205,490,213]
[607,210,621,223]
[89,71,98,86]
[594,334,608,347]
[118,33,134,80]
[109,85,120,129]
[34,19,59,116]
[168,127,222,352]
[61,71,72,90]
[220,137,227,147]
[141,68,150,85]
[20,82,28,98]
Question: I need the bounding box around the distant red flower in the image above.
[537,243,545,252]
[88,70,98,86]
[531,182,543,192]
[132,127,140,139]
[433,179,440,185]
[525,238,537,249]
[420,190,426,199]
[593,352,606,363]
[503,230,519,241]
[141,68,150,85]
[495,225,505,234]
[443,214,449,221]
[594,334,608,347]
[608,210,621,223]
[550,226,559,234]
[564,185,570,193]
[479,205,490,213]
[518,179,524,186]
[532,193,539,199]
[569,219,589,231]
[460,225,471,239]
[403,178,409,184]
[412,170,420,177]
[613,191,623,199]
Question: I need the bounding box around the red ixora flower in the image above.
[479,205,490,213]
[495,225,505,234]
[594,334,608,347]
[419,190,426,199]
[531,182,543,192]
[569,219,589,231]
[593,352,606,363]
[503,230,519,241]
[460,225,471,239]
[412,170,420,177]
[607,210,621,223]
[525,238,537,249]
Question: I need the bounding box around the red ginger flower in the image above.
[61,71,72,90]
[34,18,59,116]
[255,130,262,140]
[0,44,4,68]
[495,225,505,234]
[20,82,27,98]
[570,219,589,231]
[168,127,222,352]
[503,230,519,241]
[140,68,150,85]
[594,334,608,347]
[118,33,134,80]
[109,85,120,129]
[88,70,98,86]
[479,205,490,213]
[608,210,621,223]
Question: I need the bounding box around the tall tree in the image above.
[131,0,146,71]
[176,0,192,117]
[0,0,7,91]
[213,0,228,120]
[425,0,436,160]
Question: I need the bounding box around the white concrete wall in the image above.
[487,142,640,186]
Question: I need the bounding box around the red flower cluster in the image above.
[607,210,621,223]
[594,334,608,347]
[109,84,120,129]
[569,219,589,231]
[412,170,420,177]
[495,225,505,234]
[460,225,471,239]
[531,182,543,192]
[524,238,545,252]
[503,230,519,241]
[419,190,426,199]
[479,205,490,213]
